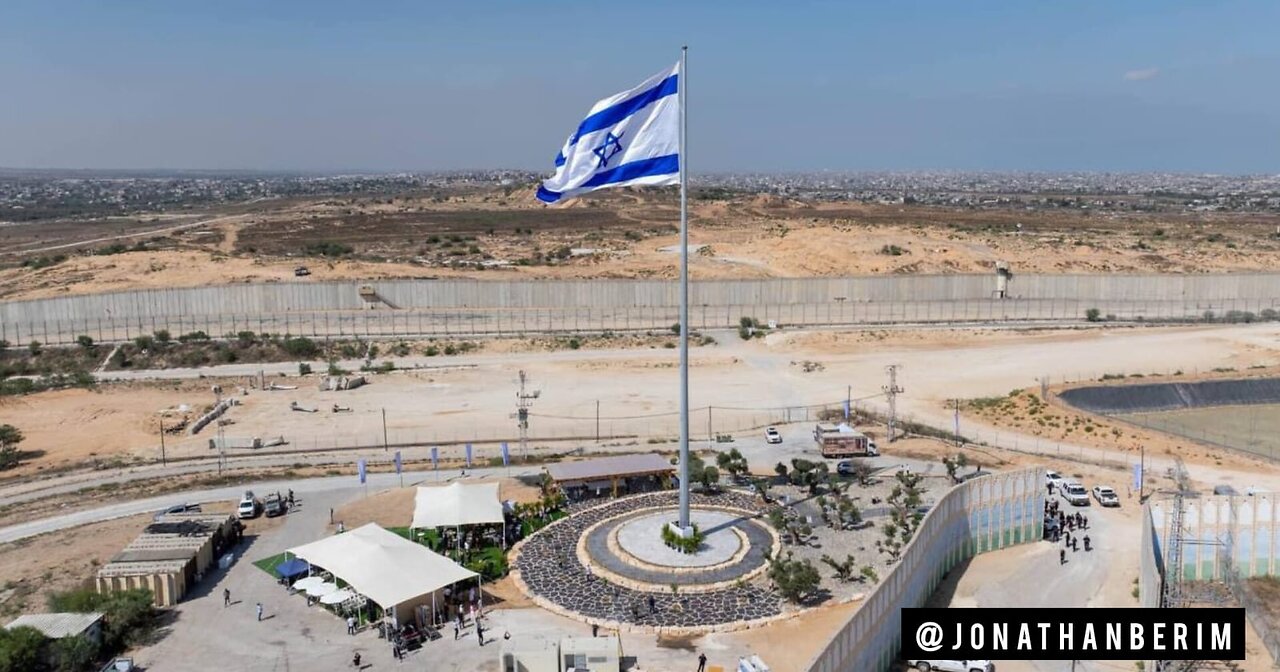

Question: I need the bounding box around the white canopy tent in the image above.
[411,482,505,529]
[288,523,477,625]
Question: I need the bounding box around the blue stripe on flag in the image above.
[554,151,565,168]
[537,154,679,203]
[564,74,678,150]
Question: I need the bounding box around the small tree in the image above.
[751,477,772,503]
[820,554,858,582]
[716,448,749,481]
[774,461,789,480]
[1085,308,1102,322]
[0,626,47,671]
[134,335,154,350]
[699,466,720,493]
[0,424,24,470]
[942,453,969,483]
[154,329,172,344]
[845,460,873,486]
[880,470,925,561]
[52,633,99,672]
[28,340,42,356]
[768,552,821,603]
[76,335,95,348]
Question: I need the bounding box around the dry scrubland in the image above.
[5,187,1280,299]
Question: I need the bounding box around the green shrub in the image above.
[76,335,95,348]
[281,336,319,359]
[304,241,354,257]
[153,329,171,344]
[660,522,704,553]
[1085,308,1102,322]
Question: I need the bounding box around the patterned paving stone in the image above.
[515,491,783,627]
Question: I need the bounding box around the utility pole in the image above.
[516,370,540,462]
[596,400,600,443]
[883,365,903,442]
[213,385,225,476]
[382,408,389,452]
[950,399,962,447]
[159,419,167,466]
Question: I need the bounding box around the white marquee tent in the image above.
[287,523,476,624]
[411,482,505,529]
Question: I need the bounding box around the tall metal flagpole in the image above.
[677,45,691,534]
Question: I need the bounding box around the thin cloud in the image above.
[1123,67,1160,81]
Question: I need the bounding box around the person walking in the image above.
[454,618,460,640]
[698,652,707,672]
[648,595,656,615]
[592,623,599,637]
[1060,549,1066,565]
[476,622,485,647]
[256,602,264,621]
[347,615,356,635]
[224,588,231,607]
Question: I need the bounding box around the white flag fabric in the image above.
[537,62,680,204]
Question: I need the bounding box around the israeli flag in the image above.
[537,62,680,204]
[431,446,439,470]
[501,442,510,467]
[394,450,402,475]
[357,458,367,484]
[465,442,472,468]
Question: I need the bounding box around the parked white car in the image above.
[237,491,260,519]
[1045,470,1065,491]
[1092,485,1120,507]
[1061,482,1090,506]
[764,427,782,444]
[907,660,995,672]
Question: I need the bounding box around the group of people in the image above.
[1045,499,1092,565]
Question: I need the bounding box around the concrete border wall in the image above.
[1150,494,1280,581]
[4,274,1280,346]
[4,273,1280,322]
[805,467,1045,672]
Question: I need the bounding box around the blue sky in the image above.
[1,1,1277,173]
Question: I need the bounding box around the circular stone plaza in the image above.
[512,490,784,631]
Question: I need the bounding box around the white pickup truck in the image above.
[907,660,994,672]
[1060,481,1090,506]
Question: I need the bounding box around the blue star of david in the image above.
[592,131,625,168]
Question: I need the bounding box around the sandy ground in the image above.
[0,500,277,620]
[332,477,543,531]
[6,188,1280,300]
[4,323,1278,483]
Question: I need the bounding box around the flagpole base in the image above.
[666,522,696,539]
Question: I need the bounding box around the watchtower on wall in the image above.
[994,261,1013,299]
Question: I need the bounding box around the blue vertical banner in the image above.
[357,458,367,484]
[843,399,851,420]
[465,443,473,468]
[1133,463,1142,491]
[430,446,439,470]
[394,450,402,475]
[501,442,510,467]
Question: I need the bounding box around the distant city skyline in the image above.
[2,1,1278,173]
